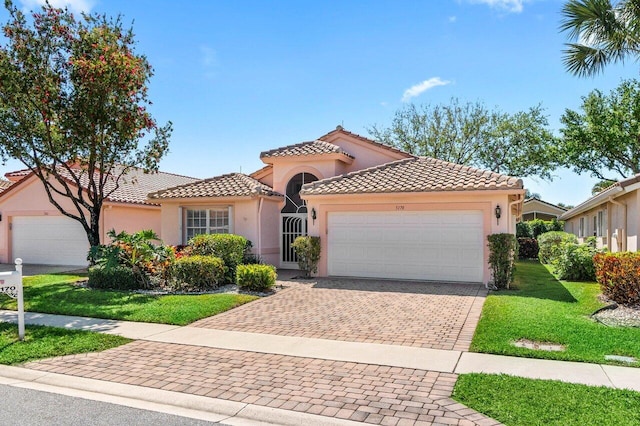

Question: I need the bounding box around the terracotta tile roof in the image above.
[148,173,282,199]
[318,126,414,159]
[0,179,13,193]
[0,166,197,205]
[300,157,523,196]
[260,140,354,160]
[5,168,31,182]
[103,169,198,204]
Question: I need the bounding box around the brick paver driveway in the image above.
[193,277,487,351]
[24,276,498,425]
[26,341,497,425]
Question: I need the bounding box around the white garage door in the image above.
[12,216,89,266]
[328,211,484,283]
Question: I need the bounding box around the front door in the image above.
[280,172,318,269]
[280,213,307,269]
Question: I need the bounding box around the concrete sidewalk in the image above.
[2,309,640,392]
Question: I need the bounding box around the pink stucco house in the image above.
[561,172,640,252]
[0,167,197,265]
[150,127,524,284]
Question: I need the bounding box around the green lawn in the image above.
[471,260,640,365]
[453,373,640,426]
[0,322,129,365]
[0,274,258,326]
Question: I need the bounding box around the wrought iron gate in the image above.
[280,213,307,269]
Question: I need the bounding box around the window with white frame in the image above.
[578,217,585,238]
[185,207,231,242]
[596,210,605,237]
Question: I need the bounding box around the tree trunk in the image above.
[88,208,102,248]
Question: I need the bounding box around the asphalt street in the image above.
[0,384,222,425]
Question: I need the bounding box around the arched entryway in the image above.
[281,172,318,268]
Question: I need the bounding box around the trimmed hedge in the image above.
[538,231,578,264]
[594,252,640,305]
[236,264,277,292]
[188,234,248,283]
[171,255,226,291]
[487,233,517,289]
[88,265,139,290]
[517,237,539,259]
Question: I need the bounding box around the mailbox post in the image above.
[0,259,24,340]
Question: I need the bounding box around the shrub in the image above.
[516,222,532,238]
[292,236,321,278]
[538,231,578,264]
[188,234,248,283]
[89,229,174,289]
[88,265,138,290]
[487,233,517,289]
[517,237,539,259]
[594,252,640,305]
[554,243,598,281]
[529,219,548,239]
[236,264,277,291]
[171,255,226,291]
[517,219,565,239]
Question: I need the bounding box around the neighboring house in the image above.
[561,174,640,252]
[0,167,197,266]
[150,127,524,284]
[522,198,567,221]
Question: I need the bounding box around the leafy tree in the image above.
[557,202,575,210]
[560,0,640,77]
[525,189,541,200]
[368,99,559,179]
[368,99,489,165]
[592,179,617,194]
[478,106,559,179]
[0,2,171,248]
[559,79,640,180]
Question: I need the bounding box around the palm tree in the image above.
[560,0,640,77]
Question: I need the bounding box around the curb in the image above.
[0,365,361,426]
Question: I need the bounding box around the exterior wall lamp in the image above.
[311,207,317,223]
[495,204,501,225]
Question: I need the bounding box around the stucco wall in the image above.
[158,197,283,265]
[0,175,161,263]
[102,203,161,242]
[259,199,281,265]
[322,133,408,172]
[564,190,639,252]
[304,191,515,283]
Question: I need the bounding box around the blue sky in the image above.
[3,0,637,206]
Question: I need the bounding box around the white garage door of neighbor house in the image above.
[328,211,484,283]
[12,216,90,266]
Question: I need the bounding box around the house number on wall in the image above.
[396,205,405,211]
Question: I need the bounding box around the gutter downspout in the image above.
[508,195,523,234]
[257,197,264,258]
[608,197,627,251]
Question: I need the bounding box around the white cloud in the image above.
[200,45,218,79]
[449,16,457,23]
[19,0,93,13]
[401,77,450,102]
[467,0,529,13]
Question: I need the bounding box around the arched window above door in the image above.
[281,172,318,213]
